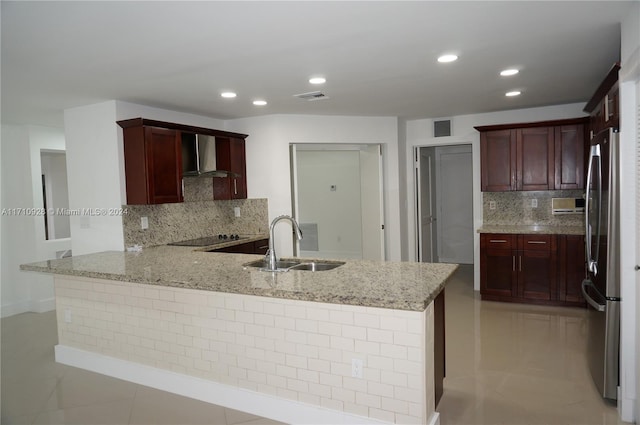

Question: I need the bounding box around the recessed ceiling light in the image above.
[253,100,267,106]
[221,92,237,98]
[309,77,326,85]
[500,69,519,76]
[505,91,521,97]
[437,54,458,63]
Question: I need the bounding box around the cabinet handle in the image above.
[234,178,237,195]
[527,241,546,244]
[490,239,507,243]
[181,179,185,197]
[519,256,522,272]
[513,256,516,272]
[604,94,610,122]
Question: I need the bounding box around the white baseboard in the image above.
[428,411,440,425]
[1,297,56,318]
[30,297,55,313]
[1,300,30,318]
[55,345,389,425]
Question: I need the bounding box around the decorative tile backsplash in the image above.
[122,197,268,248]
[483,190,584,226]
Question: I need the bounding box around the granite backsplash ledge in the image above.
[483,190,584,226]
[122,198,268,248]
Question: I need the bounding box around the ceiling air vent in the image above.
[293,91,329,101]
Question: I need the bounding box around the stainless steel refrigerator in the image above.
[582,127,620,400]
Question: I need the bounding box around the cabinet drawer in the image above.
[480,234,515,250]
[520,234,555,251]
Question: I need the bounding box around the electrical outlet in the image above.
[141,216,149,230]
[531,199,538,208]
[234,207,241,217]
[351,358,363,378]
[489,201,496,210]
[64,308,72,323]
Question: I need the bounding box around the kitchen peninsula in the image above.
[21,247,457,425]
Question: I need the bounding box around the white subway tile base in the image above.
[54,275,437,424]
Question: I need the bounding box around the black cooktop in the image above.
[168,234,247,247]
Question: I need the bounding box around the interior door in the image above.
[417,147,436,262]
[359,144,385,261]
[436,145,474,264]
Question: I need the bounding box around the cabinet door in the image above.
[518,249,556,301]
[228,138,247,199]
[213,137,247,200]
[480,234,517,299]
[253,238,269,255]
[481,247,517,298]
[517,234,556,301]
[516,127,554,191]
[558,235,587,305]
[554,124,585,190]
[145,127,183,204]
[481,130,516,191]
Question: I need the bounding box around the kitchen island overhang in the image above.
[21,248,457,425]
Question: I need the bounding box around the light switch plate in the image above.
[234,207,241,217]
[489,201,496,210]
[141,216,149,230]
[531,199,538,208]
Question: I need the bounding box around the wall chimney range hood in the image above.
[182,133,234,178]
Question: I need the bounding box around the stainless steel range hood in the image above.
[182,133,232,178]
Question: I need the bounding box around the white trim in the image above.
[30,296,55,313]
[427,411,440,425]
[1,300,31,318]
[0,297,56,318]
[55,345,391,425]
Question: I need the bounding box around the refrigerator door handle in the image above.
[585,144,602,275]
[581,279,606,312]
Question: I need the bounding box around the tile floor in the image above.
[1,264,625,424]
[438,265,623,425]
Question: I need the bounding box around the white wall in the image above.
[225,115,401,261]
[63,100,225,256]
[404,102,587,289]
[1,124,70,317]
[297,150,363,259]
[618,2,639,421]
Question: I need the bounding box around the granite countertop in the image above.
[21,246,458,312]
[477,224,584,235]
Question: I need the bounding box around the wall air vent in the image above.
[293,91,329,101]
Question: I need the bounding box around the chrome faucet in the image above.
[266,215,303,271]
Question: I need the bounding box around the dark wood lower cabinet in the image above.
[434,289,445,407]
[209,238,269,255]
[480,233,585,307]
[557,235,587,307]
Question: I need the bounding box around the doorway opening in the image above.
[40,150,71,241]
[416,144,473,264]
[291,144,385,261]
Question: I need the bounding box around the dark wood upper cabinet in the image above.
[554,124,586,190]
[118,118,249,204]
[480,129,516,191]
[477,117,588,192]
[121,125,183,205]
[517,127,554,191]
[213,137,247,200]
[584,63,620,135]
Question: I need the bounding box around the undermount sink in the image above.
[243,258,345,272]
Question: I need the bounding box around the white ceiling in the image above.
[1,1,633,128]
